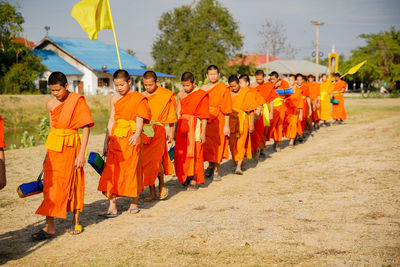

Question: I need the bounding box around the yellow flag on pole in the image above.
[341,60,367,78]
[71,0,112,40]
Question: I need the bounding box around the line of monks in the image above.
[13,66,347,241]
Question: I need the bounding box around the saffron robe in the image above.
[203,83,232,164]
[0,115,5,148]
[142,87,177,187]
[36,92,94,219]
[309,82,321,122]
[175,89,209,185]
[332,80,347,120]
[250,82,278,152]
[284,85,303,139]
[320,80,334,121]
[229,88,260,163]
[268,80,290,142]
[98,92,151,198]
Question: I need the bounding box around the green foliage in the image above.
[1,51,46,94]
[20,130,35,148]
[0,0,24,76]
[343,26,400,85]
[37,116,50,144]
[151,0,243,81]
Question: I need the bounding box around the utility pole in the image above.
[44,26,50,37]
[311,21,324,81]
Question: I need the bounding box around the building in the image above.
[258,59,329,77]
[33,36,174,95]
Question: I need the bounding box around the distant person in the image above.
[250,70,278,158]
[32,72,94,240]
[308,75,321,129]
[267,71,290,152]
[141,71,176,201]
[98,70,151,216]
[175,72,209,190]
[332,73,347,124]
[228,75,259,174]
[201,65,232,181]
[319,74,334,126]
[380,85,389,96]
[0,115,5,190]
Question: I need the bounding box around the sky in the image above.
[8,0,400,66]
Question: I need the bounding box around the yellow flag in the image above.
[71,0,112,40]
[341,60,367,78]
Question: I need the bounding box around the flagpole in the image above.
[106,0,122,69]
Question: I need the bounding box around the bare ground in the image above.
[0,98,399,266]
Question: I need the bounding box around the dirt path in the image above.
[1,98,399,266]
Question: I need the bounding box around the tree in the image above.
[343,26,400,86]
[126,49,136,57]
[258,18,298,59]
[0,1,24,75]
[151,0,243,80]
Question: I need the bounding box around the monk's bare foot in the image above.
[187,180,198,191]
[143,196,157,202]
[213,172,222,181]
[235,168,243,175]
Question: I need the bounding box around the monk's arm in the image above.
[167,123,175,143]
[200,118,207,144]
[306,97,312,116]
[129,117,144,146]
[249,111,255,133]
[103,97,116,156]
[0,148,5,190]
[75,126,90,168]
[223,115,230,136]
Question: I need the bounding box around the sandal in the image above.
[69,224,83,235]
[159,186,169,200]
[128,208,140,214]
[98,209,118,218]
[32,229,55,241]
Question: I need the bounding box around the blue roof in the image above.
[48,36,146,71]
[33,49,83,75]
[95,68,176,78]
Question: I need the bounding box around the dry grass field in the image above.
[0,98,399,266]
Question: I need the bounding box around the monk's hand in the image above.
[167,130,174,143]
[249,124,255,133]
[200,133,206,144]
[298,114,303,122]
[269,111,273,121]
[223,125,230,136]
[129,132,140,146]
[75,152,86,168]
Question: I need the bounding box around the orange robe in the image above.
[203,83,232,164]
[309,82,321,122]
[250,82,278,152]
[98,92,151,198]
[284,86,303,139]
[36,93,94,219]
[142,87,177,187]
[268,80,290,142]
[175,89,209,185]
[332,80,347,120]
[229,88,260,163]
[0,115,5,148]
[320,80,334,121]
[299,84,310,134]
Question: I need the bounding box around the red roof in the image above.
[229,54,280,66]
[12,37,35,49]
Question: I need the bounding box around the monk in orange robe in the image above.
[332,73,347,124]
[33,72,94,240]
[98,70,151,217]
[202,65,232,181]
[308,75,321,129]
[250,70,278,158]
[141,71,177,201]
[267,71,290,152]
[298,78,311,138]
[228,75,259,175]
[0,114,5,191]
[320,74,334,126]
[284,73,305,147]
[175,72,209,190]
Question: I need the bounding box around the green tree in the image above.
[1,50,46,94]
[151,0,243,80]
[343,26,400,86]
[0,0,24,76]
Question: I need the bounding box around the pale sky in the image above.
[9,0,400,66]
